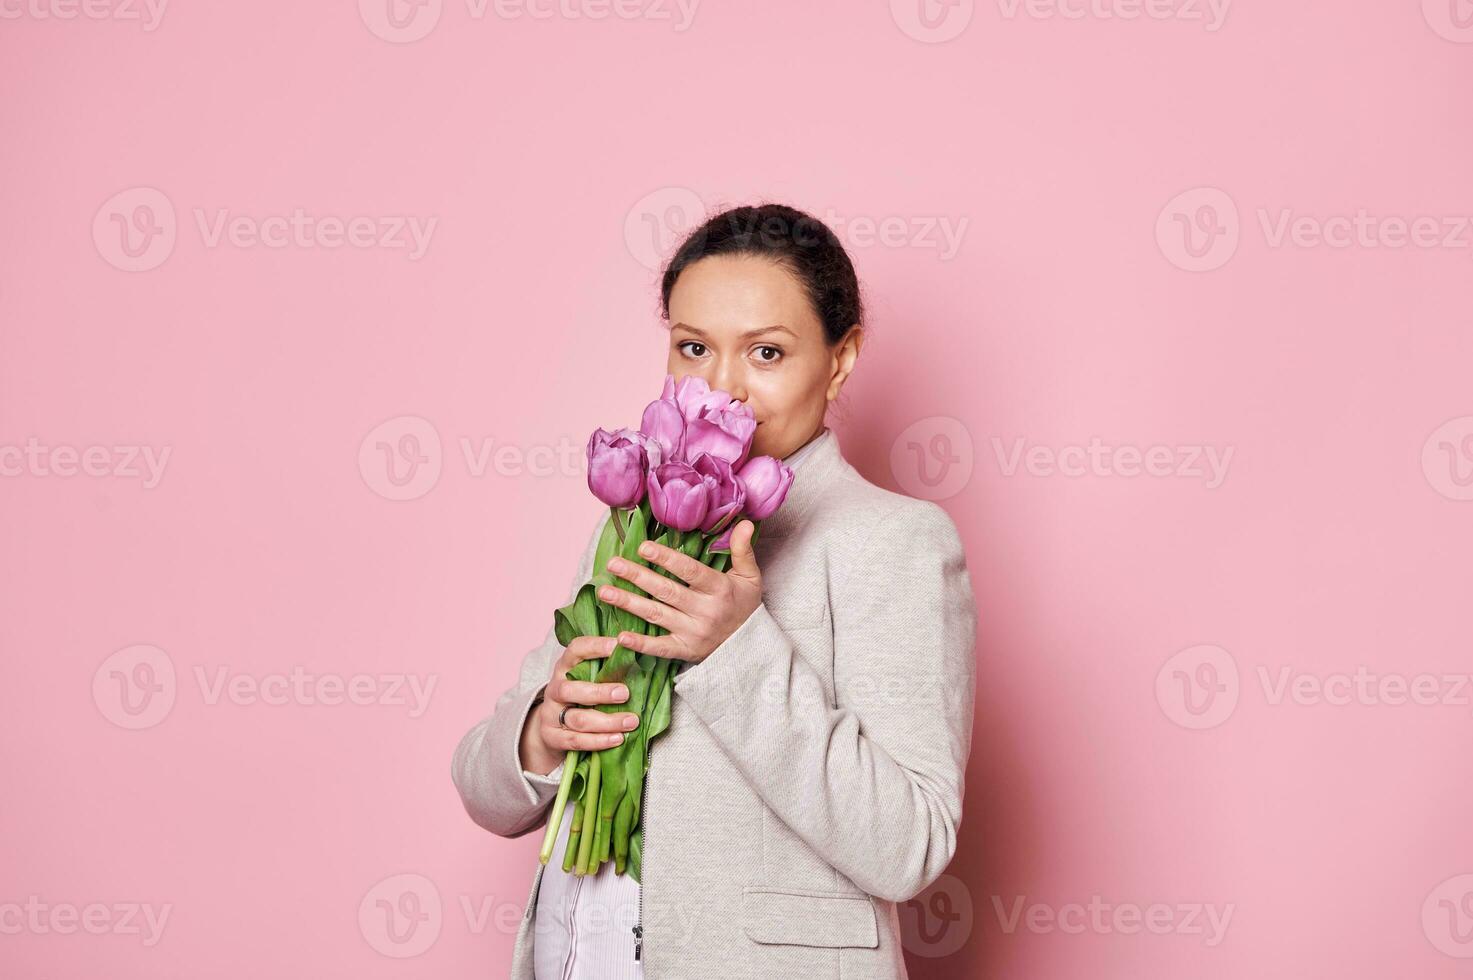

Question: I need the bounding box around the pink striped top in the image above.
[525,760,644,979]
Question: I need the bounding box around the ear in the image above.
[828,325,863,400]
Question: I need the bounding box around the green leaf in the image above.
[645,660,674,740]
[628,827,642,883]
[554,583,600,649]
[587,509,622,591]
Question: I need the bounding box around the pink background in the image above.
[3,1,1472,976]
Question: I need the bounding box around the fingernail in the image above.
[614,686,629,701]
[639,542,655,557]
[607,558,623,572]
[623,716,638,730]
[609,733,624,745]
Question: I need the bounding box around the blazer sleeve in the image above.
[451,509,609,839]
[671,500,978,903]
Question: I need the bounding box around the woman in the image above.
[451,203,978,979]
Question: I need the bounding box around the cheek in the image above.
[748,374,802,420]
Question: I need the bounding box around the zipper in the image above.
[527,861,547,921]
[633,739,651,962]
[561,870,585,979]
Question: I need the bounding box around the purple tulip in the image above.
[586,427,658,509]
[690,453,746,534]
[684,407,758,469]
[661,373,743,423]
[646,461,711,532]
[736,455,794,520]
[639,396,686,465]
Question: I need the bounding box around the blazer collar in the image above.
[760,425,845,539]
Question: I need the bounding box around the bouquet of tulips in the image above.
[537,373,795,881]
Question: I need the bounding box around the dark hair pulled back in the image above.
[659,203,863,346]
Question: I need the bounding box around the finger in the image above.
[558,635,617,671]
[605,556,697,612]
[598,583,694,632]
[726,519,760,582]
[634,539,723,594]
[615,629,695,663]
[550,677,632,707]
[556,705,641,734]
[546,727,629,752]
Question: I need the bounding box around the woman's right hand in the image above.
[520,635,641,776]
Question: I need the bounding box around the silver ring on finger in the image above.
[558,704,574,730]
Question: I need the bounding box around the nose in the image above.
[712,365,747,405]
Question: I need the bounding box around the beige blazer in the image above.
[451,426,978,979]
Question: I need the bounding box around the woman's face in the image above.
[665,254,862,462]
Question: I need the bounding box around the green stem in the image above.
[575,747,601,875]
[538,748,580,865]
[563,796,584,873]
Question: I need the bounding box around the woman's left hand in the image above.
[598,519,762,665]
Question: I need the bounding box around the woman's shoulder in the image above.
[812,459,966,556]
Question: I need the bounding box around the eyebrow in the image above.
[671,323,798,341]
